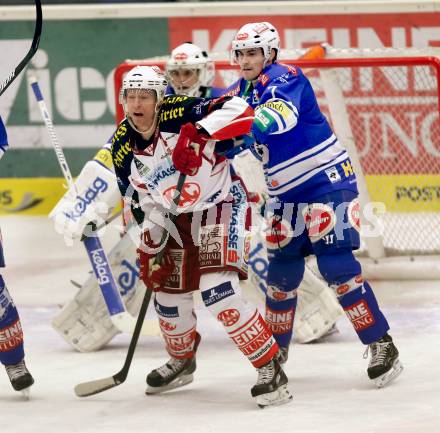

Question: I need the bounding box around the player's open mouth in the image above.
[133,113,144,117]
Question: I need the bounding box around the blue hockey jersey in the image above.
[0,116,8,156]
[225,63,358,202]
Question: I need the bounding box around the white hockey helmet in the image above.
[120,65,167,134]
[166,43,215,97]
[230,22,280,64]
[120,65,168,107]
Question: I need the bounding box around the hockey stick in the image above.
[74,173,186,397]
[0,0,42,97]
[29,77,156,336]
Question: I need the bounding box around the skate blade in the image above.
[256,384,293,408]
[20,388,31,400]
[146,374,194,395]
[374,359,403,388]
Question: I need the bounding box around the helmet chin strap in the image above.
[126,115,157,139]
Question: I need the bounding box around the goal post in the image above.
[113,48,440,279]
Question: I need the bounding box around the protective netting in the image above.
[306,60,440,255]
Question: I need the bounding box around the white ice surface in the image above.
[0,216,439,433]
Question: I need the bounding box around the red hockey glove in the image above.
[172,122,209,176]
[138,246,175,290]
[138,230,175,290]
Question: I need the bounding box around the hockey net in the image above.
[114,48,440,278]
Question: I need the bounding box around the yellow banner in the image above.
[1,175,439,215]
[0,178,67,215]
[366,175,440,212]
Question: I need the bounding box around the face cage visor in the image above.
[166,65,204,97]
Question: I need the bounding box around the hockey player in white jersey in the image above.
[226,22,403,388]
[110,65,292,407]
[0,116,34,394]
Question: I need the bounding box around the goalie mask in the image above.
[166,43,215,97]
[120,65,168,135]
[231,22,280,66]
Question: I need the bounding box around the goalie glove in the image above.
[172,122,209,175]
[49,145,120,243]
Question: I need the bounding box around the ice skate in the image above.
[146,333,200,395]
[364,333,403,388]
[5,360,34,395]
[251,357,292,408]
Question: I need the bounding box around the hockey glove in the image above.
[138,246,175,290]
[172,122,209,176]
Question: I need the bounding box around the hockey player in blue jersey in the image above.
[0,116,34,393]
[226,22,403,388]
[165,42,224,98]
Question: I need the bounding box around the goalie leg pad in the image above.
[154,291,198,359]
[294,262,342,343]
[52,229,158,352]
[200,272,279,368]
[317,249,390,344]
[264,256,303,348]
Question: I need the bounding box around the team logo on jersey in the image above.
[286,64,298,76]
[259,74,270,87]
[302,203,336,243]
[266,216,293,249]
[347,198,361,232]
[164,182,201,208]
[217,309,240,327]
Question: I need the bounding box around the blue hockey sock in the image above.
[265,295,297,348]
[0,275,25,365]
[338,279,389,345]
